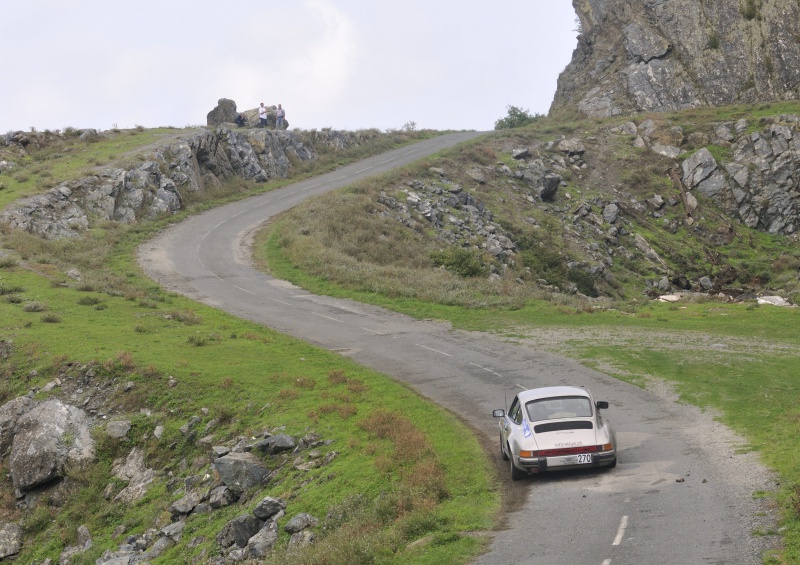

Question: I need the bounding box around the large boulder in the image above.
[207,98,239,126]
[217,515,262,549]
[9,399,94,492]
[0,396,35,456]
[213,452,270,494]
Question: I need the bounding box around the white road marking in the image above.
[612,516,629,546]
[415,344,451,356]
[362,327,385,335]
[266,297,293,307]
[469,362,503,378]
[354,166,374,173]
[380,158,396,164]
[313,312,343,323]
[601,560,612,565]
[232,285,256,295]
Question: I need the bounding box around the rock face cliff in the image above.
[551,0,800,118]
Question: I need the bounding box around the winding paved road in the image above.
[139,132,774,564]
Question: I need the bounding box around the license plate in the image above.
[564,454,593,464]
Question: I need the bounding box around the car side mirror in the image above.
[595,401,609,410]
[492,409,505,418]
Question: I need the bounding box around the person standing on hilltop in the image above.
[259,103,268,128]
[275,104,286,129]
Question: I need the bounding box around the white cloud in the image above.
[0,1,577,133]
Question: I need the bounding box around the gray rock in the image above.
[252,496,287,520]
[106,420,131,439]
[208,485,238,509]
[145,535,175,558]
[284,513,318,534]
[169,490,203,516]
[0,523,22,559]
[206,98,238,126]
[112,447,156,503]
[217,515,263,549]
[256,433,296,455]
[246,524,279,558]
[539,173,562,201]
[557,138,586,155]
[699,276,714,290]
[213,452,270,494]
[161,521,185,542]
[602,203,619,224]
[9,399,94,491]
[288,530,315,548]
[0,396,35,456]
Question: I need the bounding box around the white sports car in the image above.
[492,385,617,480]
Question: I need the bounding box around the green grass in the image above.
[0,260,496,564]
[0,127,498,564]
[265,229,800,559]
[252,102,800,563]
[5,103,800,561]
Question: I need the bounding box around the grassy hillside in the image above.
[3,103,800,563]
[256,102,800,564]
[0,127,498,564]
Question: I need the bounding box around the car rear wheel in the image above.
[510,449,526,481]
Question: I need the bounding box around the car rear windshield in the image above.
[525,396,593,422]
[534,420,594,433]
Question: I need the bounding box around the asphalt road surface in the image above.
[139,132,776,564]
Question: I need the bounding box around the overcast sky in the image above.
[1,1,578,133]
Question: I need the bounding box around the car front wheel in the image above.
[500,435,509,461]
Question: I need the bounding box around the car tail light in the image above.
[519,450,539,458]
[600,443,613,451]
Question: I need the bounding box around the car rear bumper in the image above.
[517,449,616,473]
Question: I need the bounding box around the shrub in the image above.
[41,313,61,323]
[568,268,599,298]
[430,248,486,278]
[169,310,202,325]
[0,284,25,295]
[23,301,47,312]
[741,0,757,19]
[494,105,543,130]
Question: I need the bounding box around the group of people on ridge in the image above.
[235,102,286,129]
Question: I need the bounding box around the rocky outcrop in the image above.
[207,98,290,130]
[678,115,800,235]
[552,0,800,118]
[0,127,316,239]
[0,384,336,564]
